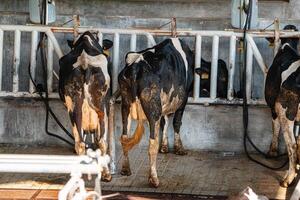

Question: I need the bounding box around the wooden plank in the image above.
[0,189,37,199]
[35,190,58,200]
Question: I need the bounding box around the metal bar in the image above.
[13,30,21,93]
[130,34,137,51]
[0,163,99,174]
[0,29,3,90]
[187,97,266,105]
[0,91,268,105]
[112,33,119,92]
[47,38,54,92]
[97,32,103,46]
[29,31,38,93]
[146,33,156,46]
[0,91,60,98]
[227,35,236,100]
[246,34,268,75]
[193,34,201,100]
[210,35,219,99]
[108,101,116,174]
[171,17,177,37]
[274,18,280,57]
[46,30,64,58]
[0,154,90,160]
[2,25,300,38]
[246,42,253,101]
[73,15,80,38]
[0,154,110,174]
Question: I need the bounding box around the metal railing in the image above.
[0,24,299,104]
[0,149,110,200]
[0,24,299,195]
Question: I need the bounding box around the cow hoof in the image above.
[120,167,132,176]
[280,180,289,188]
[267,149,278,158]
[101,173,112,182]
[148,176,159,188]
[160,145,169,154]
[75,142,86,155]
[174,146,187,155]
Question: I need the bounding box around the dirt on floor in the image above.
[0,144,295,199]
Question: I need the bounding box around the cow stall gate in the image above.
[0,24,299,198]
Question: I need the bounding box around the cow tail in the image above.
[121,104,145,152]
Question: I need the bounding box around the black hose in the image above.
[242,0,288,170]
[27,0,74,147]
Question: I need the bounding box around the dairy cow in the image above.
[59,31,113,181]
[195,58,228,98]
[265,25,300,187]
[118,38,193,187]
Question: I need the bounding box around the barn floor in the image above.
[0,144,295,200]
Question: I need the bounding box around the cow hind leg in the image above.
[120,102,132,176]
[69,111,85,155]
[160,116,169,153]
[148,119,160,188]
[139,88,161,187]
[173,108,187,155]
[267,117,281,157]
[278,114,297,187]
[97,111,112,182]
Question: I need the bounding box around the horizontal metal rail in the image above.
[0,150,110,200]
[0,153,110,174]
[1,25,300,105]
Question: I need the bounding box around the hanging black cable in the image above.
[28,0,74,146]
[242,0,288,170]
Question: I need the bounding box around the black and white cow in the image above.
[265,25,300,187]
[118,38,193,187]
[59,31,113,181]
[195,59,228,98]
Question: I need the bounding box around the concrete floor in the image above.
[0,144,295,199]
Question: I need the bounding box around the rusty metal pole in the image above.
[171,17,177,38]
[273,18,280,57]
[73,15,80,38]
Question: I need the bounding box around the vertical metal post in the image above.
[210,35,219,99]
[112,33,119,93]
[146,33,156,47]
[171,17,177,38]
[97,32,103,46]
[246,41,253,101]
[13,30,21,93]
[130,34,137,51]
[73,15,80,38]
[274,18,280,57]
[193,34,201,100]
[94,175,101,200]
[47,38,54,93]
[108,100,116,174]
[228,35,236,100]
[29,31,38,93]
[0,29,3,90]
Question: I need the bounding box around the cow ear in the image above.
[195,68,205,75]
[67,40,74,49]
[265,37,275,46]
[195,67,210,80]
[103,39,113,50]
